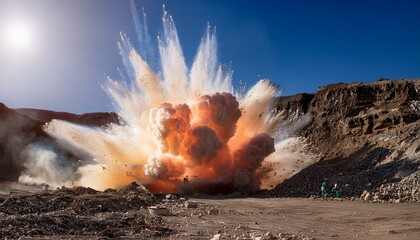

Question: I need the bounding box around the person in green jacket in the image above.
[331,183,340,198]
[320,180,327,197]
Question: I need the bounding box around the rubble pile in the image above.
[0,183,173,238]
[361,169,420,203]
[0,184,315,239]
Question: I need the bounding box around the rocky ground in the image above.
[1,182,420,239]
[0,183,164,239]
[0,183,313,239]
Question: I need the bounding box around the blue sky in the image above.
[0,0,419,113]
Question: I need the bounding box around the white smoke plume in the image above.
[18,142,76,188]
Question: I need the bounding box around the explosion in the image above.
[43,6,287,193]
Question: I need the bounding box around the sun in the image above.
[2,20,35,52]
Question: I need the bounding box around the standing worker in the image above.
[331,183,340,198]
[320,179,327,197]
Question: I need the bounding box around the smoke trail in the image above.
[130,0,155,67]
[158,5,189,104]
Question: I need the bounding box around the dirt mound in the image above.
[0,185,166,238]
[260,79,420,200]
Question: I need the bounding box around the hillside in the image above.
[260,79,420,202]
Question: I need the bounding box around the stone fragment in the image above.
[210,233,221,240]
[374,192,384,200]
[207,208,219,215]
[364,193,372,201]
[165,194,178,200]
[185,201,198,208]
[148,206,169,216]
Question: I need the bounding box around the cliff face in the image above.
[272,93,314,120]
[306,79,420,159]
[262,79,420,199]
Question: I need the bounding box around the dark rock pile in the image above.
[0,183,173,239]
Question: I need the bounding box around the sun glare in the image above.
[2,20,35,52]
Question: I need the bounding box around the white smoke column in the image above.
[189,25,232,98]
[158,6,189,104]
[130,0,155,65]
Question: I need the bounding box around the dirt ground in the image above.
[175,197,420,239]
[1,182,420,239]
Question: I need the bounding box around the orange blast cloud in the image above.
[42,8,286,193]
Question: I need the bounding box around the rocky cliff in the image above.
[261,79,420,201]
[307,79,419,159]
